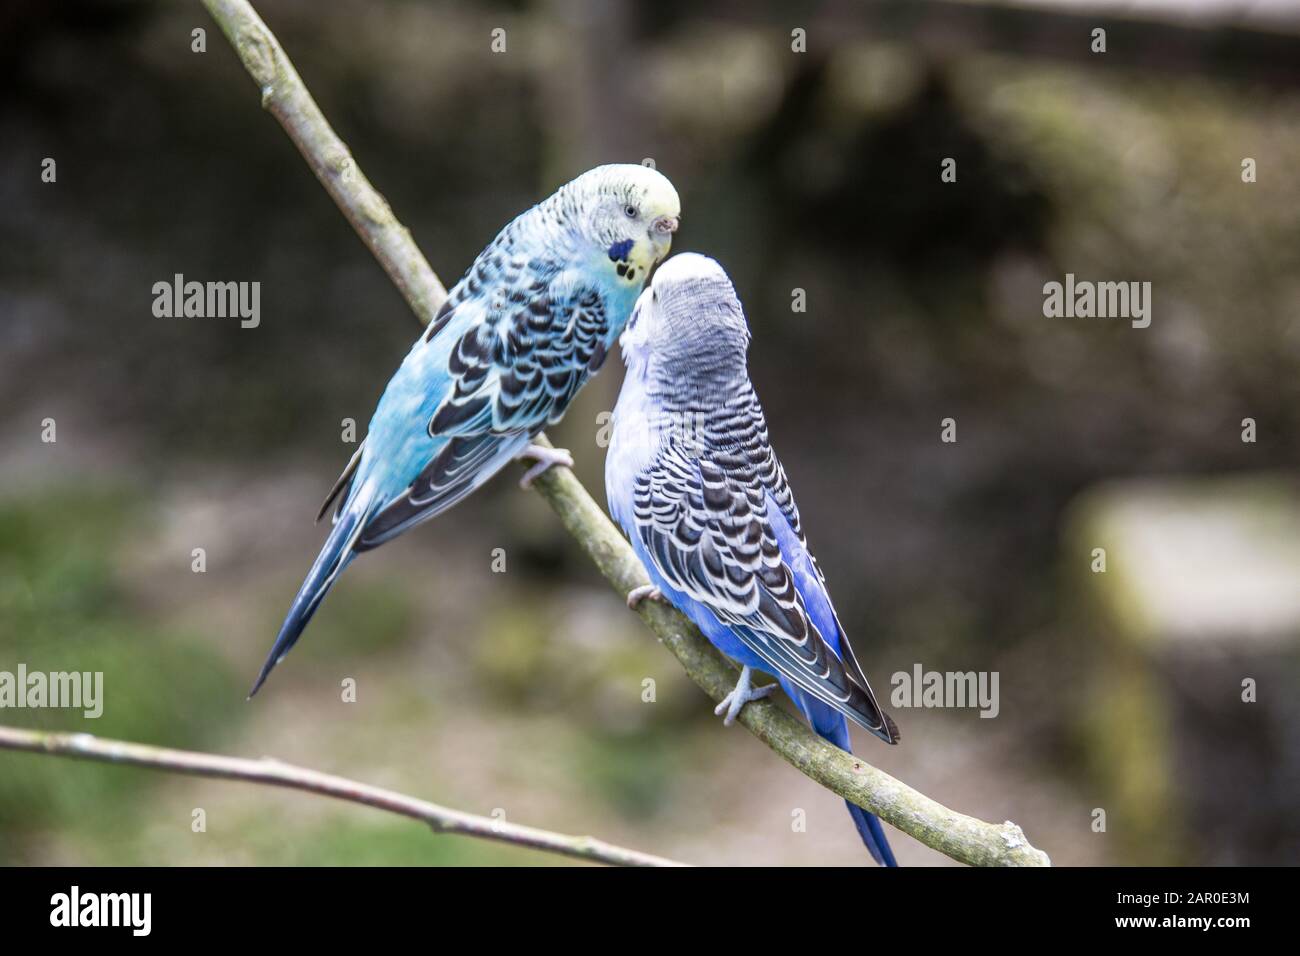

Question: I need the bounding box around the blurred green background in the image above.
[1,0,1298,865]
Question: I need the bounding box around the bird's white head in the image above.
[620,252,750,370]
[564,164,680,288]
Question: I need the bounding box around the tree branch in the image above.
[0,725,684,867]
[201,0,1050,866]
[201,0,447,324]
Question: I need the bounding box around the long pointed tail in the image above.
[250,483,375,697]
[815,706,898,866]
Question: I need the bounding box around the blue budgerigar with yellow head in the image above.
[606,253,900,865]
[252,164,681,695]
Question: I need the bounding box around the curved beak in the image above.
[653,215,679,235]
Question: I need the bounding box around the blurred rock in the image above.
[1069,474,1300,864]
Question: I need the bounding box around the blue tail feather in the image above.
[809,697,898,866]
[844,794,898,867]
[249,486,374,697]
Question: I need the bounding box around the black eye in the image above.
[624,204,639,219]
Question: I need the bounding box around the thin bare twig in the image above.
[0,725,684,867]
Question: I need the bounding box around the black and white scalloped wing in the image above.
[360,268,610,550]
[633,442,896,742]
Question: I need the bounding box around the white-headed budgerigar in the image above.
[251,164,681,696]
[605,253,900,865]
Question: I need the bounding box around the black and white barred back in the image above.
[630,370,898,742]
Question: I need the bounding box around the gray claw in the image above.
[713,666,776,726]
[626,584,663,609]
[518,444,574,489]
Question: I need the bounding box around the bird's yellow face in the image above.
[633,175,682,270]
[585,164,681,288]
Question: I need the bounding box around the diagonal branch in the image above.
[200,0,1050,866]
[201,0,447,324]
[0,725,684,867]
